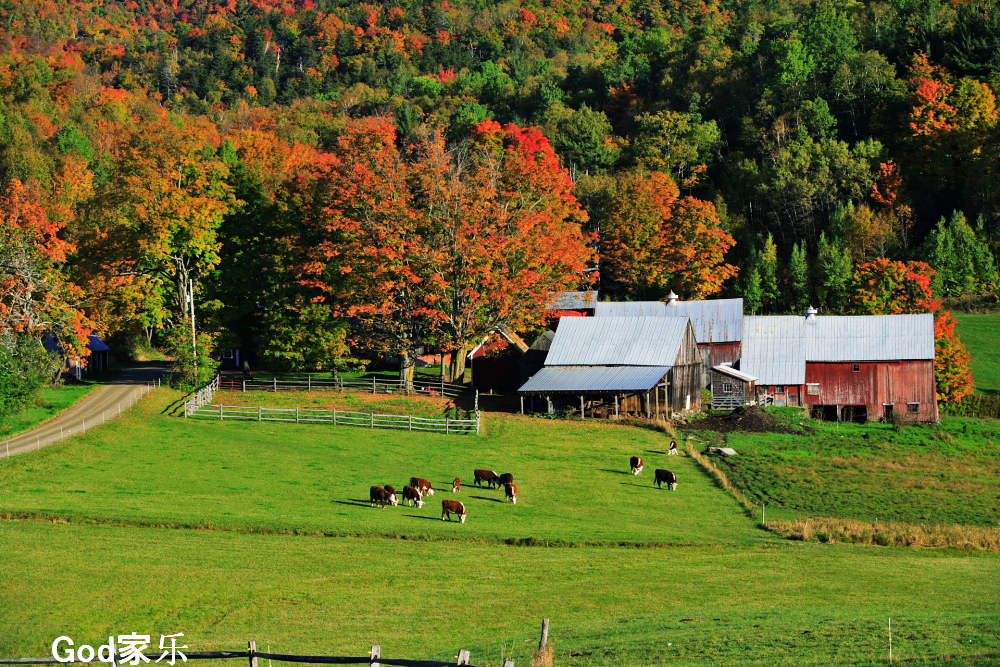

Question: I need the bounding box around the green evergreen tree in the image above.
[741,265,764,315]
[789,241,810,311]
[815,232,854,312]
[759,233,779,312]
[927,211,999,298]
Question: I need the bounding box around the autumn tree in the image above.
[851,258,974,402]
[297,117,594,386]
[600,170,737,299]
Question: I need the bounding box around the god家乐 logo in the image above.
[51,634,188,665]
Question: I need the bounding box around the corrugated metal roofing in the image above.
[712,364,757,382]
[519,365,671,392]
[87,334,111,352]
[545,316,690,366]
[548,290,599,310]
[740,314,935,384]
[595,298,743,342]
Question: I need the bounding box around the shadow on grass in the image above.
[405,514,443,521]
[620,482,662,489]
[645,449,667,455]
[469,495,504,503]
[599,468,630,476]
[333,499,374,508]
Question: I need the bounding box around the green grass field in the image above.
[0,382,95,438]
[712,414,1000,525]
[1,389,999,664]
[954,311,1000,394]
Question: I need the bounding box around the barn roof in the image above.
[712,364,757,382]
[529,330,555,352]
[594,298,743,343]
[740,314,936,384]
[545,316,690,366]
[547,290,599,310]
[518,365,671,393]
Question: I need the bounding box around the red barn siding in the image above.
[804,361,937,422]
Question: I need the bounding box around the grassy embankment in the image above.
[953,311,1000,394]
[0,383,95,439]
[1,389,998,664]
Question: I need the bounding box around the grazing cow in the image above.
[383,485,399,506]
[402,485,424,508]
[474,469,499,488]
[630,456,644,475]
[410,477,435,495]
[452,477,461,493]
[504,482,518,504]
[654,469,678,490]
[369,485,391,508]
[498,472,515,487]
[668,441,679,455]
[441,499,467,523]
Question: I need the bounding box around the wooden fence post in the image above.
[446,418,450,435]
[520,395,524,415]
[538,618,550,652]
[273,377,277,392]
[258,405,262,422]
[308,374,311,391]
[220,404,224,421]
[296,407,300,424]
[408,415,412,431]
[242,378,246,392]
[503,662,515,667]
[370,412,374,428]
[372,377,376,394]
[457,650,470,665]
[370,645,380,667]
[248,641,257,667]
[333,408,337,425]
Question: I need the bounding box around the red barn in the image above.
[739,310,938,422]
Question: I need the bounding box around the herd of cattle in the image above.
[630,440,680,490]
[368,470,517,524]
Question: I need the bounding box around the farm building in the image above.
[710,364,757,410]
[594,293,743,379]
[517,316,703,418]
[546,290,599,317]
[739,309,938,422]
[470,328,530,392]
[44,334,112,379]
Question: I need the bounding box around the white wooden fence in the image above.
[183,375,220,417]
[186,403,480,435]
[220,374,471,400]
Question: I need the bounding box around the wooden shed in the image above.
[470,328,530,392]
[739,310,938,423]
[517,316,703,419]
[711,364,757,410]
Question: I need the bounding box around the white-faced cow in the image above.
[370,485,391,508]
[410,477,435,495]
[402,485,424,508]
[668,441,679,455]
[654,469,678,490]
[474,469,499,488]
[383,485,399,506]
[504,482,518,504]
[630,456,644,475]
[452,477,461,493]
[498,472,515,487]
[441,499,467,523]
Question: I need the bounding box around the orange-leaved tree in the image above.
[851,258,974,403]
[296,117,594,385]
[600,169,737,299]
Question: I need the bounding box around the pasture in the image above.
[2,388,999,664]
[0,382,95,439]
[702,411,1000,526]
[954,311,1000,394]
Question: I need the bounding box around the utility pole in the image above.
[189,277,198,377]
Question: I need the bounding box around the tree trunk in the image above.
[447,345,469,383]
[399,350,415,391]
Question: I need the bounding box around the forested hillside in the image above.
[1,0,997,410]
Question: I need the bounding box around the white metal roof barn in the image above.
[594,296,743,343]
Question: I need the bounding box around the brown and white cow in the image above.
[474,469,499,488]
[498,472,515,487]
[383,485,399,506]
[630,456,644,475]
[504,482,518,504]
[668,440,679,455]
[441,499,467,523]
[452,477,461,493]
[370,485,391,508]
[410,477,435,495]
[654,469,678,490]
[402,485,424,508]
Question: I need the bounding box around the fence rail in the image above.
[187,404,480,435]
[219,374,470,400]
[0,642,512,667]
[710,396,755,410]
[183,375,220,417]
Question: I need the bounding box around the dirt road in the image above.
[1,364,168,458]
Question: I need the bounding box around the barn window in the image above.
[907,402,919,414]
[806,383,820,396]
[722,382,736,393]
[775,385,785,394]
[852,364,861,372]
